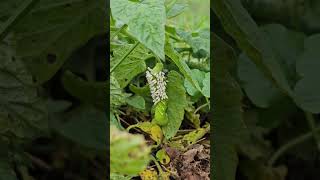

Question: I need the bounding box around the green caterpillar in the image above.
[152,100,168,126]
[151,62,163,74]
[149,62,168,126]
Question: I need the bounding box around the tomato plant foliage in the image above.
[0,0,107,179]
[214,0,320,180]
[110,0,210,179]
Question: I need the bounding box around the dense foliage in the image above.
[213,0,320,180]
[0,0,107,179]
[110,0,210,179]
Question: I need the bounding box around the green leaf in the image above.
[128,122,163,144]
[237,24,304,108]
[213,0,294,98]
[111,125,151,176]
[177,29,210,57]
[238,53,283,108]
[111,0,166,59]
[126,95,145,110]
[166,3,188,18]
[185,101,201,128]
[129,84,153,111]
[111,44,147,88]
[0,0,39,41]
[202,72,210,97]
[162,71,187,139]
[212,33,248,180]
[110,112,124,130]
[261,24,305,85]
[165,41,203,95]
[61,71,106,108]
[294,34,320,113]
[129,84,150,97]
[182,125,209,146]
[110,75,129,112]
[0,42,48,139]
[156,149,170,164]
[184,69,210,98]
[184,69,205,96]
[52,105,107,151]
[10,0,107,84]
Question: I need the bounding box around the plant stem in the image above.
[305,111,320,150]
[165,32,182,42]
[205,97,210,109]
[268,126,320,166]
[150,155,164,174]
[0,0,40,41]
[194,102,210,114]
[111,24,127,40]
[110,41,139,73]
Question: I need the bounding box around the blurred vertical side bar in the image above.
[106,0,111,178]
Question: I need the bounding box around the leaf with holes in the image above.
[8,0,107,84]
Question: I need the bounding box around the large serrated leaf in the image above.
[212,33,248,180]
[111,0,166,59]
[166,3,188,19]
[111,44,148,88]
[162,71,187,139]
[8,0,106,84]
[0,42,48,139]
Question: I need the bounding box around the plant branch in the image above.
[305,111,320,150]
[110,41,139,73]
[194,102,210,114]
[268,125,320,166]
[111,24,127,40]
[150,155,164,174]
[0,0,40,41]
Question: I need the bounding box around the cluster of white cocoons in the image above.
[146,67,168,104]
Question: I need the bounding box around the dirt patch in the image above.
[166,144,210,180]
